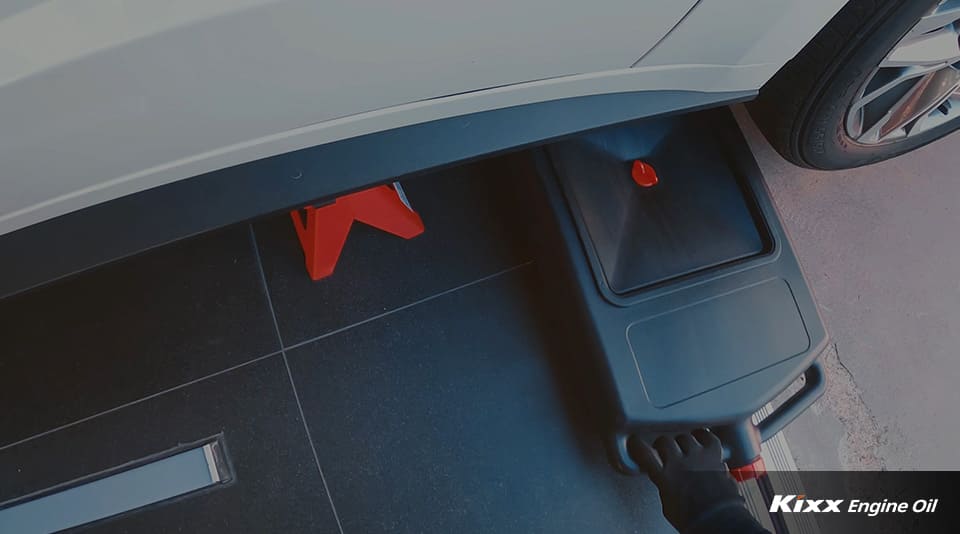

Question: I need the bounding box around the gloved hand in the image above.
[628,429,749,533]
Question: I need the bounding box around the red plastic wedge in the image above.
[290,184,425,280]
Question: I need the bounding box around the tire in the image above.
[749,0,960,170]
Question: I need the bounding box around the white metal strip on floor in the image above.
[740,404,821,534]
[0,441,228,534]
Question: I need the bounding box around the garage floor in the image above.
[736,106,960,470]
[0,157,670,532]
[4,106,959,531]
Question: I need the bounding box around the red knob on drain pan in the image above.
[631,160,658,187]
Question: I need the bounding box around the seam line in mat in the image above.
[249,224,346,534]
[284,260,535,352]
[0,350,282,452]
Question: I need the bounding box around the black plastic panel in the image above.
[628,279,809,408]
[532,108,828,437]
[547,118,770,295]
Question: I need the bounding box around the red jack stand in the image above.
[290,183,425,280]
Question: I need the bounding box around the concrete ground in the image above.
[733,106,960,470]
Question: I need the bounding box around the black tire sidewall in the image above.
[799,0,957,169]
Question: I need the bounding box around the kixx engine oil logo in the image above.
[769,495,940,517]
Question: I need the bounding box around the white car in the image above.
[1,0,958,294]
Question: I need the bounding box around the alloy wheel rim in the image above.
[845,0,960,145]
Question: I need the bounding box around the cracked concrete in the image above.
[734,106,960,470]
[817,343,886,469]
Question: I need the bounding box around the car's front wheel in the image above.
[750,0,960,170]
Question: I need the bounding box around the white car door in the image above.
[0,0,696,236]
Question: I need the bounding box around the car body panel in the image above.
[0,0,846,237]
[0,89,753,300]
[635,0,848,67]
[0,0,696,234]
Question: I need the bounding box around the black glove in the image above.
[628,429,768,534]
